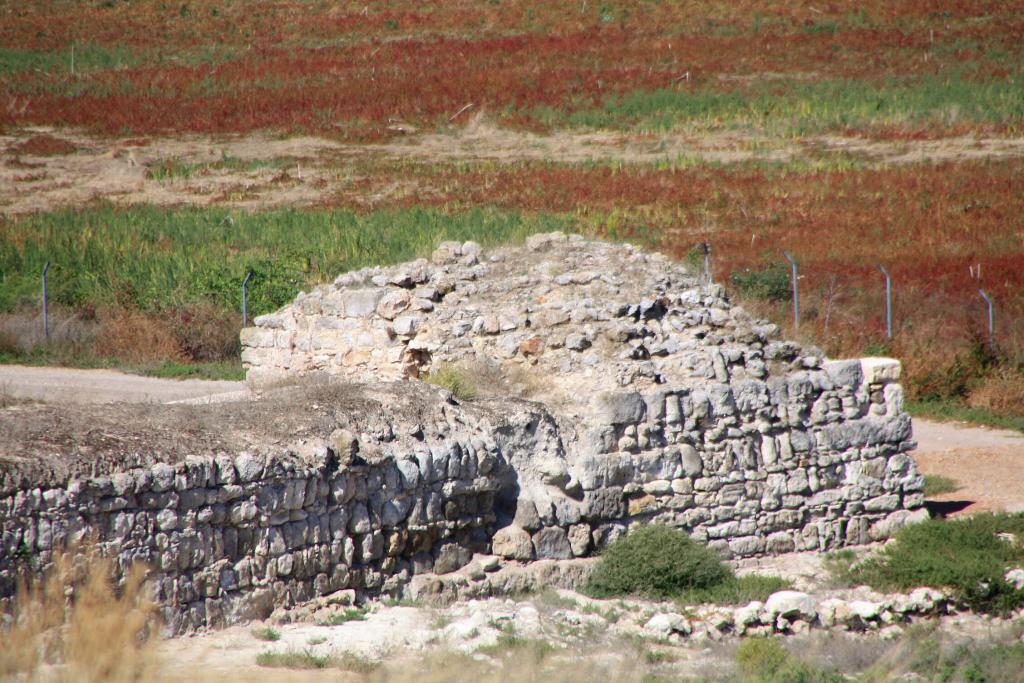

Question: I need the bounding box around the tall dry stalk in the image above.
[0,545,158,683]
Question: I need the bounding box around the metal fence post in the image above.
[698,241,712,289]
[242,271,253,327]
[782,251,799,332]
[42,261,50,341]
[877,264,892,339]
[979,289,994,349]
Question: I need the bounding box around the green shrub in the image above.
[584,525,732,599]
[424,364,477,401]
[852,513,1024,614]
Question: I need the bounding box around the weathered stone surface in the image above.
[532,527,573,560]
[644,612,692,636]
[594,392,646,425]
[765,591,817,620]
[492,525,534,561]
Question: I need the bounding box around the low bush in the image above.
[93,308,186,364]
[584,525,732,600]
[850,513,1024,614]
[169,303,240,362]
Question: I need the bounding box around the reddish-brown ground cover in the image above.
[1,1,1022,136]
[328,155,1024,384]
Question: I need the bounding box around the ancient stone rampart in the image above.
[1,234,926,632]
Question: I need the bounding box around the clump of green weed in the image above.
[255,649,331,669]
[424,363,477,401]
[250,626,281,642]
[851,513,1024,614]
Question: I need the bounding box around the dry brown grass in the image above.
[0,546,158,683]
[93,308,186,364]
[967,368,1024,415]
[168,303,241,362]
[9,135,78,157]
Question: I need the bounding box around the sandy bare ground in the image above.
[911,419,1024,516]
[0,364,246,405]
[3,124,1024,214]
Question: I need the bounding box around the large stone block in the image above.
[594,391,646,425]
[861,357,902,384]
[492,525,534,560]
[532,527,573,560]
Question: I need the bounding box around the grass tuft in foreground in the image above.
[255,649,332,669]
[0,545,157,682]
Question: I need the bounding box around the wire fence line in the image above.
[34,252,1004,349]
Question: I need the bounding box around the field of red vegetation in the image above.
[1,0,1022,137]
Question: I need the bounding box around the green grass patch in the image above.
[736,638,844,683]
[849,513,1024,615]
[907,399,1024,435]
[922,474,960,498]
[907,638,1024,683]
[255,649,331,669]
[0,205,572,318]
[0,44,139,76]
[822,549,860,589]
[476,622,556,661]
[542,70,1024,135]
[250,626,281,642]
[316,607,368,626]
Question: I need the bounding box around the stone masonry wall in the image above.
[0,386,545,633]
[1,235,927,631]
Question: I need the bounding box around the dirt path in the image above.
[4,124,1024,214]
[0,365,247,405]
[911,419,1024,516]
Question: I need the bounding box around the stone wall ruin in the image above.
[1,233,926,632]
